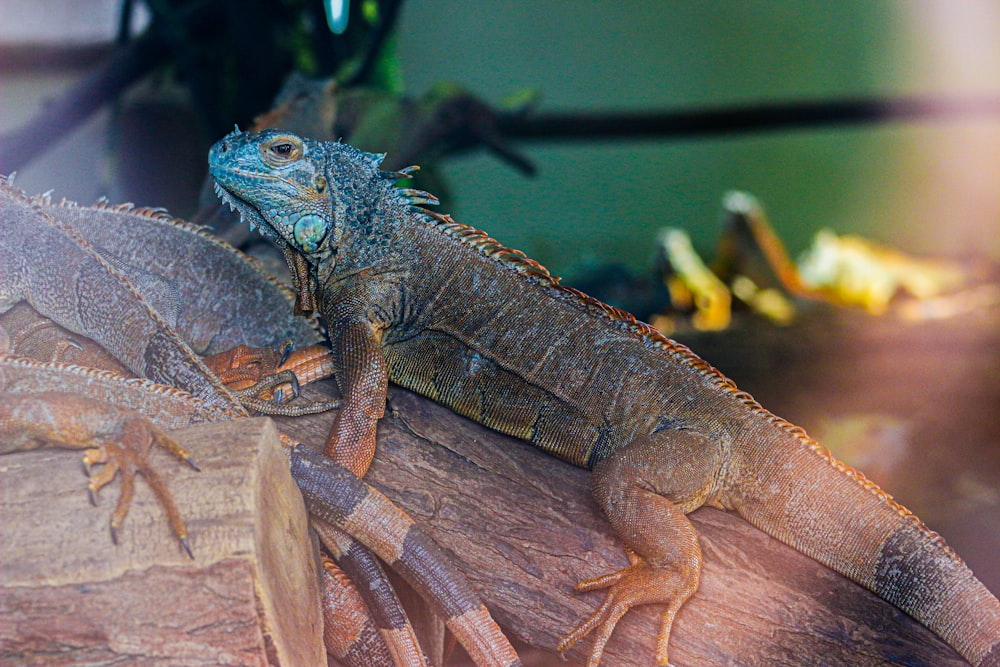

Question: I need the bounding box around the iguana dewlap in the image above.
[209,128,1000,667]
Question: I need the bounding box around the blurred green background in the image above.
[394,1,1000,276]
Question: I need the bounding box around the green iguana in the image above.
[0,177,520,667]
[209,128,1000,667]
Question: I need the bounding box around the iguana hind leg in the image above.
[561,429,722,666]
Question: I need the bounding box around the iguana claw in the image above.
[1,392,199,557]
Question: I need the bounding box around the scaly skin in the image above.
[0,175,513,666]
[210,128,1000,667]
[0,352,514,666]
[321,554,401,667]
[0,353,232,556]
[293,445,522,667]
[0,355,405,665]
[317,527,429,667]
[0,350,420,667]
[0,178,237,410]
[29,186,321,356]
[0,301,131,373]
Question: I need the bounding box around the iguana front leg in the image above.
[0,390,199,556]
[0,354,428,667]
[201,337,438,667]
[284,244,319,314]
[321,309,389,476]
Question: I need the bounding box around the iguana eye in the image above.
[261,136,303,165]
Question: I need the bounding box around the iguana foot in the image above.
[234,369,341,416]
[205,342,339,415]
[273,342,336,386]
[557,552,698,667]
[205,342,335,394]
[203,343,287,393]
[84,415,200,558]
[0,392,199,557]
[562,430,714,666]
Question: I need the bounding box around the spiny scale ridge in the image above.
[15,182,306,317]
[407,196,953,560]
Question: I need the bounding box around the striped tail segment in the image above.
[729,423,1000,666]
[320,555,403,666]
[291,445,523,667]
[315,526,429,667]
[871,522,1000,666]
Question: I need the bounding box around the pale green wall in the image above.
[397,2,1000,276]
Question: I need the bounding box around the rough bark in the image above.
[275,383,967,667]
[0,417,323,667]
[4,305,993,666]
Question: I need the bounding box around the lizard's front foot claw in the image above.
[81,445,119,504]
[233,369,300,404]
[83,426,197,557]
[205,343,341,416]
[203,343,284,391]
[4,393,198,557]
[558,557,697,667]
[234,370,341,416]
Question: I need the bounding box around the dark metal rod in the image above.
[496,96,1000,142]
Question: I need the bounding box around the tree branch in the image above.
[275,382,966,667]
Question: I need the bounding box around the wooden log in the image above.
[0,417,323,667]
[276,385,968,667]
[0,304,996,665]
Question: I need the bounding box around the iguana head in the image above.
[208,129,389,258]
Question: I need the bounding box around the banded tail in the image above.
[727,423,1000,666]
[291,445,523,667]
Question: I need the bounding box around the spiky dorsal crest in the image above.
[383,164,420,180]
[1,177,309,331]
[401,194,956,557]
[418,208,559,286]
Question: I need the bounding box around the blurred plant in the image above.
[0,0,407,173]
[118,0,405,136]
[2,2,999,182]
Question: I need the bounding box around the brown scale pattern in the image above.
[411,199,959,565]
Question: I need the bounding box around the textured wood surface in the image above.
[3,306,991,666]
[277,383,967,667]
[0,417,323,667]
